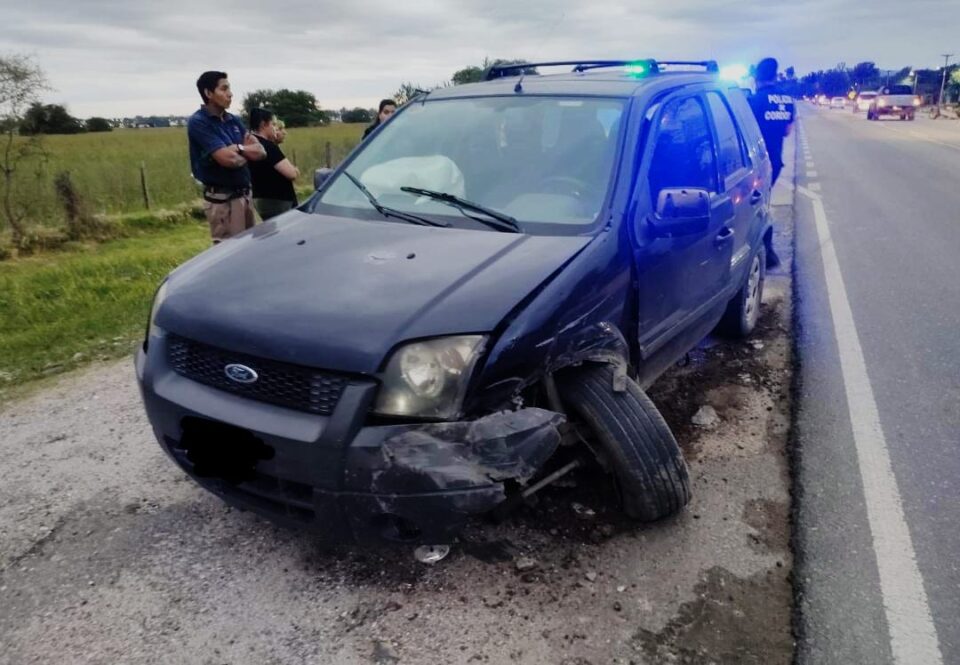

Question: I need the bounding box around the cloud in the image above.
[2,0,957,117]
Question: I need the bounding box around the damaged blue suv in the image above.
[137,60,773,544]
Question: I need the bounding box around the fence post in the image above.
[139,161,151,210]
[324,141,332,168]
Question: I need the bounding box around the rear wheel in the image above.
[716,245,765,338]
[558,364,690,521]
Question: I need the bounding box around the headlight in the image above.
[913,98,922,106]
[146,280,169,341]
[374,335,486,419]
[878,99,887,107]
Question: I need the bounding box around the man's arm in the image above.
[208,133,266,169]
[273,158,300,180]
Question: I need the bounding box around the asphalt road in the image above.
[794,106,960,664]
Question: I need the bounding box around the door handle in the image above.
[749,190,763,205]
[715,226,734,248]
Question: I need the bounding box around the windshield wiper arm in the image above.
[400,186,521,233]
[342,171,449,228]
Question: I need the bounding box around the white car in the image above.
[830,97,846,109]
[855,91,877,113]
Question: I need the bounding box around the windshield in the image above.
[312,96,627,234]
[882,86,912,95]
[859,93,876,99]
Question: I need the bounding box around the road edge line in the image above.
[795,181,944,665]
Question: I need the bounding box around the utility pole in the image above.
[938,53,954,113]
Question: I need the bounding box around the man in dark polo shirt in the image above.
[248,108,300,220]
[187,71,267,242]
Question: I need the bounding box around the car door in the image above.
[634,93,731,355]
[705,90,760,291]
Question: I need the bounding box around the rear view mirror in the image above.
[648,188,710,237]
[314,167,334,191]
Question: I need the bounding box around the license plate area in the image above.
[179,417,275,484]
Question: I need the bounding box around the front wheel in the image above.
[558,365,690,521]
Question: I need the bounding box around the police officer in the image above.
[749,57,795,267]
[187,71,267,243]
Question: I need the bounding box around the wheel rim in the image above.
[744,255,761,328]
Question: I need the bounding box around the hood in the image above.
[158,212,593,374]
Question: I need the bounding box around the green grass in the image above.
[4,123,365,229]
[0,223,209,399]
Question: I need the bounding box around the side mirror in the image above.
[648,188,711,237]
[314,167,334,191]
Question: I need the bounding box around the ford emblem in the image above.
[224,363,259,384]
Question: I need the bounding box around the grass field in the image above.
[4,123,365,229]
[0,223,210,398]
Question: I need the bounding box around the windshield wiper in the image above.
[400,186,521,233]
[342,171,449,228]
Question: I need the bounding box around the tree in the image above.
[452,66,484,85]
[0,53,49,245]
[451,58,536,87]
[84,117,112,132]
[820,69,852,97]
[20,103,85,135]
[241,89,328,127]
[341,107,373,124]
[851,62,880,89]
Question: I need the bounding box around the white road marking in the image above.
[806,161,816,169]
[807,170,818,178]
[797,183,944,665]
[808,182,821,192]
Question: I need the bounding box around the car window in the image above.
[647,96,718,206]
[882,85,912,95]
[705,92,748,184]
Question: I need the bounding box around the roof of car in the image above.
[424,68,727,100]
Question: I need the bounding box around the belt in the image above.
[203,186,250,203]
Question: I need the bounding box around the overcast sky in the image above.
[2,0,957,118]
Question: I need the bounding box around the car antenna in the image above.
[514,12,565,93]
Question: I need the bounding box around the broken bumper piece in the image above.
[159,405,563,545]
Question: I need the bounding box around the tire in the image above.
[716,245,765,338]
[558,364,690,521]
[908,112,916,121]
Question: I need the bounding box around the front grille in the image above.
[166,334,348,415]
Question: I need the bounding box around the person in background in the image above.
[187,71,267,243]
[274,118,287,144]
[248,108,300,220]
[748,57,795,267]
[362,99,397,139]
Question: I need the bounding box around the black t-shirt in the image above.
[748,85,795,166]
[249,135,297,203]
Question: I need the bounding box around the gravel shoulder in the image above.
[0,208,796,665]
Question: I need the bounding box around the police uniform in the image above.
[748,85,795,186]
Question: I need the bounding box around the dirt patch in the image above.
[631,566,794,664]
[743,499,791,554]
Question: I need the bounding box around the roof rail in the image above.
[483,59,718,81]
[655,60,719,73]
[483,60,656,80]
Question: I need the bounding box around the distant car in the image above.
[137,58,775,545]
[830,97,846,109]
[868,85,920,121]
[854,92,877,113]
[816,94,828,106]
